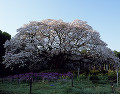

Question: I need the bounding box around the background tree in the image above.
[0,30,11,77]
[0,30,11,62]
[3,19,120,72]
[114,50,120,59]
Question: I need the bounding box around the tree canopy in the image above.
[0,30,11,76]
[0,30,11,61]
[3,19,120,71]
[114,50,120,59]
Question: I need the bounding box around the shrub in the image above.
[89,70,108,76]
[77,74,87,81]
[108,71,117,82]
[89,75,100,83]
[99,70,108,75]
[89,70,99,75]
[35,76,42,81]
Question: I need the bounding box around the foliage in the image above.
[114,50,120,59]
[0,30,11,62]
[81,49,87,54]
[89,70,108,75]
[89,70,100,75]
[108,71,117,82]
[89,75,100,83]
[0,30,11,58]
[3,19,120,71]
[0,30,11,77]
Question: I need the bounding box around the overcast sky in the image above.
[0,0,120,51]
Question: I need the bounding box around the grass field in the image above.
[0,74,120,94]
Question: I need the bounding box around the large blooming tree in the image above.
[3,19,120,71]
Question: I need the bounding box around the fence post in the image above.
[30,78,32,94]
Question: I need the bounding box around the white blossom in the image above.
[3,19,120,69]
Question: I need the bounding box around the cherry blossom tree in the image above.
[3,19,120,71]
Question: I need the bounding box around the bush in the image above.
[89,70,100,75]
[77,74,87,81]
[89,75,100,83]
[108,72,117,82]
[34,76,42,81]
[100,70,108,75]
[89,70,108,75]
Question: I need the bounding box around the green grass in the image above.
[0,75,118,94]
